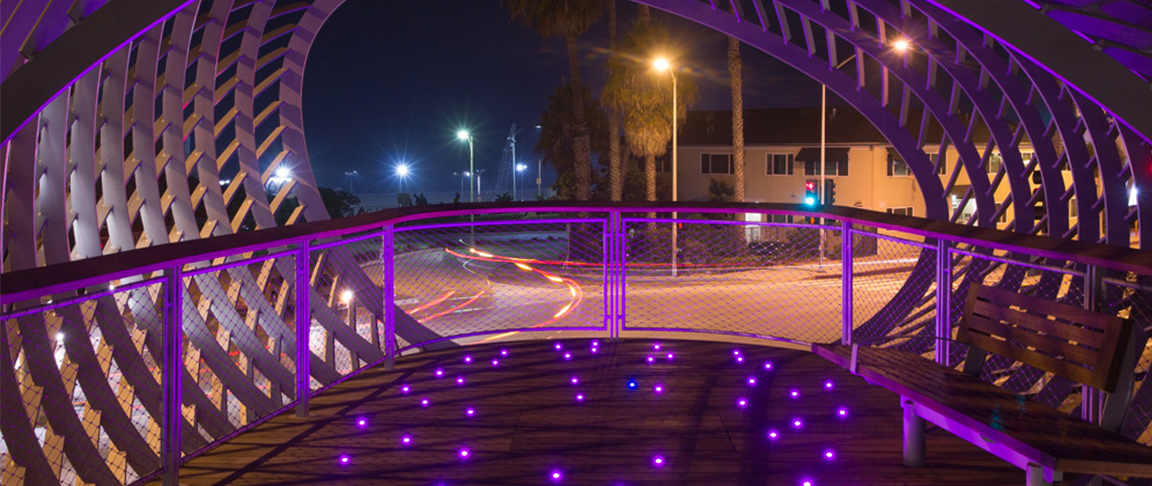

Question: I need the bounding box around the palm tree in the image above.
[729,35,745,202]
[602,16,697,205]
[503,0,606,201]
[535,84,609,188]
[606,0,623,201]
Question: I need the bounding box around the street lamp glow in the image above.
[457,130,470,141]
[893,39,910,52]
[516,163,527,172]
[653,57,671,71]
[275,167,291,179]
[396,163,409,177]
[340,290,353,305]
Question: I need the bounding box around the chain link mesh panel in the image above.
[1,280,165,485]
[949,247,1086,412]
[849,228,938,354]
[1103,276,1152,446]
[308,235,388,389]
[622,217,841,344]
[391,220,606,348]
[180,254,297,456]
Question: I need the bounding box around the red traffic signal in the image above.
[805,181,816,191]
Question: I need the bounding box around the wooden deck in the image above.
[157,339,1026,485]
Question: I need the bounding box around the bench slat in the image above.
[963,321,1102,388]
[970,296,1108,348]
[966,304,1102,367]
[973,285,1120,333]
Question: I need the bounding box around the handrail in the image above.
[3,201,1151,305]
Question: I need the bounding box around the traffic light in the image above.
[824,180,836,206]
[804,180,819,206]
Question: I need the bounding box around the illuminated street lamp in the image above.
[457,130,474,203]
[515,163,527,201]
[653,57,680,277]
[268,167,292,192]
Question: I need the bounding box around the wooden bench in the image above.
[813,283,1151,485]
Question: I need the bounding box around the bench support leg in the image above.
[1025,463,1062,485]
[902,398,925,467]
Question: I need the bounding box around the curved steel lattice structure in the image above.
[2,1,1152,485]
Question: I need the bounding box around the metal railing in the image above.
[2,202,1150,485]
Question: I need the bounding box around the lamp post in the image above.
[515,164,527,201]
[395,162,409,194]
[537,159,543,199]
[654,57,679,277]
[474,169,486,201]
[457,130,474,203]
[344,170,358,194]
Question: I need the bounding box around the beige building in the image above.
[667,108,1065,231]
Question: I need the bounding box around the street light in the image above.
[457,130,474,203]
[515,163,527,201]
[344,170,358,194]
[268,167,292,193]
[474,169,486,201]
[653,57,679,277]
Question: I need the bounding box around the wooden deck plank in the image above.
[155,339,1031,485]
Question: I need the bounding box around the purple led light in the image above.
[575,393,585,402]
[666,353,674,360]
[401,385,410,394]
[570,376,579,385]
[747,377,757,386]
[339,455,350,464]
[790,390,800,399]
[654,384,664,394]
[459,448,470,458]
[837,407,848,417]
[732,349,741,356]
[824,380,834,390]
[646,356,655,364]
[500,349,508,356]
[653,343,661,351]
[590,347,598,354]
[464,355,473,364]
[767,430,779,440]
[356,418,368,428]
[435,369,444,377]
[401,435,412,445]
[491,359,499,367]
[591,340,599,347]
[792,419,803,429]
[564,352,572,360]
[466,407,476,417]
[550,470,562,481]
[457,376,466,385]
[421,398,430,407]
[737,398,748,408]
[763,362,773,370]
[802,481,813,486]
[736,356,745,363]
[652,455,665,467]
[824,450,835,460]
[555,343,563,350]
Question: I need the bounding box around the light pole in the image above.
[344,170,358,194]
[457,130,474,203]
[537,159,543,199]
[515,163,527,201]
[395,162,409,194]
[654,57,679,277]
[453,171,469,198]
[474,169,486,201]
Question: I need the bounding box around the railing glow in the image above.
[1,202,1150,485]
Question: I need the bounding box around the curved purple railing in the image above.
[2,202,1151,485]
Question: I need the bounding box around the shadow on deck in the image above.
[156,339,1025,485]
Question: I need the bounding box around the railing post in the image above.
[841,221,853,345]
[1082,264,1104,423]
[162,266,182,486]
[934,239,952,365]
[295,240,311,417]
[382,226,396,370]
[607,210,625,340]
[602,214,613,338]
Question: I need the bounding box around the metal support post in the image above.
[1082,264,1104,423]
[162,267,183,486]
[841,221,853,345]
[934,240,952,365]
[295,241,311,417]
[602,215,613,338]
[382,226,397,370]
[611,211,625,340]
[902,397,925,467]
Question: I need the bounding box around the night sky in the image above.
[302,1,825,195]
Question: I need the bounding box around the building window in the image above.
[767,153,794,175]
[994,203,1007,223]
[887,207,913,217]
[769,214,792,223]
[986,153,1002,174]
[929,152,945,175]
[1069,196,1078,218]
[887,154,910,177]
[701,153,733,174]
[804,159,848,176]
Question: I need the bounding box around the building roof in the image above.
[678,107,991,148]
